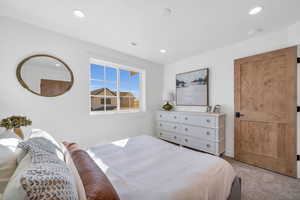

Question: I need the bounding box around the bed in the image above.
[87,135,241,200]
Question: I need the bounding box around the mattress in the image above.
[87,135,236,200]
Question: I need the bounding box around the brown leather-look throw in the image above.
[63,142,81,154]
[63,142,120,200]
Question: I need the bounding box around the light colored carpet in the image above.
[225,157,300,200]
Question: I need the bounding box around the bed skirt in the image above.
[227,176,241,200]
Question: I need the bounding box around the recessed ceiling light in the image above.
[249,6,263,15]
[160,49,167,53]
[55,63,61,67]
[73,10,85,18]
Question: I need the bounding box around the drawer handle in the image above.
[185,117,188,120]
[174,116,177,119]
[185,128,188,131]
[160,115,162,118]
[206,119,211,123]
[173,126,177,129]
[160,124,162,127]
[206,131,210,135]
[206,144,211,148]
[185,139,188,142]
[160,133,163,136]
[174,136,177,139]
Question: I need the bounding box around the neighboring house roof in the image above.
[120,92,134,97]
[91,88,134,97]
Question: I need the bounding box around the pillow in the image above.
[19,126,33,140]
[17,128,65,163]
[63,141,81,154]
[65,143,120,200]
[0,129,21,139]
[3,137,78,200]
[0,130,22,193]
[61,143,87,200]
[2,154,31,200]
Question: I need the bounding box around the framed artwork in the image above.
[176,68,209,106]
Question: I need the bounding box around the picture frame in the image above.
[213,105,221,113]
[176,68,209,106]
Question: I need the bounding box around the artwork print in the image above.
[176,68,209,106]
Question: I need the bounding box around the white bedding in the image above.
[87,135,235,200]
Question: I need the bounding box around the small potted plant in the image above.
[0,116,32,139]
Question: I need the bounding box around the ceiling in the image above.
[1,0,300,64]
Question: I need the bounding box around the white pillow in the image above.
[17,128,65,163]
[3,140,79,200]
[2,154,31,200]
[19,126,32,140]
[3,129,84,200]
[0,130,22,193]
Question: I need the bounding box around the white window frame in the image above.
[89,58,146,115]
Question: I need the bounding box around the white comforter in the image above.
[87,135,235,200]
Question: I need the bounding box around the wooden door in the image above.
[40,79,71,96]
[234,46,297,177]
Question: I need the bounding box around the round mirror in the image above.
[16,55,74,97]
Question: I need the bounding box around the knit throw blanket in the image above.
[18,137,78,200]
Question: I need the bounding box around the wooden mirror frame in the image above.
[16,54,74,97]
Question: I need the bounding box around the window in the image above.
[90,58,145,113]
[106,98,112,105]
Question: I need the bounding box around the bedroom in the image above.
[0,0,300,200]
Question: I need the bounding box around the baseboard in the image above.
[225,149,234,157]
[140,130,154,136]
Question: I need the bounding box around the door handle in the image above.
[235,112,244,118]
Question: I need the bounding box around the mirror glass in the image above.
[17,55,74,97]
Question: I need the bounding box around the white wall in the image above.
[0,17,164,148]
[163,21,300,177]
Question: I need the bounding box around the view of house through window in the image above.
[90,59,142,113]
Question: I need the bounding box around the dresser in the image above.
[156,111,225,156]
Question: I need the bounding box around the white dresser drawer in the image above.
[181,115,216,128]
[158,131,181,144]
[181,136,217,155]
[157,121,181,133]
[156,111,225,156]
[201,116,216,128]
[182,125,217,141]
[156,112,169,121]
[157,112,180,123]
[168,113,180,122]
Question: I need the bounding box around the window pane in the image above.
[90,64,104,80]
[120,97,131,110]
[131,90,140,99]
[105,81,117,96]
[105,97,117,111]
[90,80,105,95]
[130,72,140,91]
[131,98,140,110]
[120,69,130,82]
[119,81,131,95]
[91,96,105,111]
[105,67,117,82]
[90,62,142,113]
